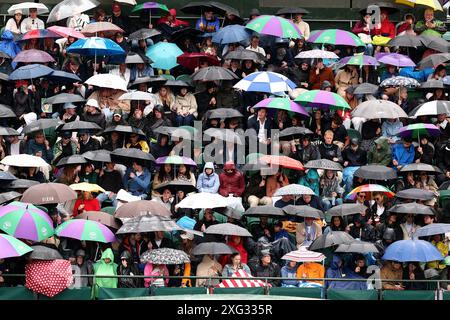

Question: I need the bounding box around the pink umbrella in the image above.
[12,49,55,64]
[47,26,86,39]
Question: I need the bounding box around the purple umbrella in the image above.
[12,49,55,64]
[55,219,115,243]
[253,97,309,117]
[398,123,441,143]
[376,52,416,67]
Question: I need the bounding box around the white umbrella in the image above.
[274,184,315,197]
[47,0,100,23]
[85,74,127,91]
[176,193,229,209]
[281,248,326,263]
[1,154,49,168]
[118,91,156,101]
[8,2,49,15]
[114,0,137,4]
[295,49,339,59]
[351,100,408,119]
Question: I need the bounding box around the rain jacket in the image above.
[297,262,325,285]
[392,143,415,167]
[197,162,220,193]
[367,138,392,166]
[373,16,395,38]
[157,9,189,27]
[219,162,245,197]
[427,240,448,270]
[219,235,248,266]
[117,251,141,288]
[93,249,118,293]
[326,255,367,290]
[380,261,403,290]
[123,167,151,197]
[414,19,447,37]
[26,139,54,164]
[144,263,169,287]
[281,264,300,286]
[298,169,320,196]
[0,31,21,59]
[196,255,222,287]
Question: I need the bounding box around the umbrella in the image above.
[28,245,63,260]
[326,204,367,217]
[234,71,297,93]
[18,30,61,41]
[354,165,397,180]
[205,223,252,237]
[309,231,355,251]
[395,0,443,12]
[414,223,450,238]
[180,2,215,15]
[398,123,441,140]
[8,2,49,15]
[388,202,436,215]
[0,191,21,205]
[295,49,339,60]
[419,79,445,90]
[25,260,73,297]
[153,179,198,195]
[418,53,450,69]
[70,182,105,193]
[56,155,88,168]
[58,120,102,132]
[153,126,195,140]
[0,126,19,136]
[399,163,442,175]
[1,154,49,168]
[176,193,229,209]
[124,53,150,65]
[128,28,161,41]
[273,184,315,197]
[354,83,379,95]
[81,22,124,38]
[0,234,33,259]
[21,183,77,205]
[46,70,82,83]
[217,269,267,288]
[0,105,15,118]
[443,76,450,86]
[7,179,39,190]
[376,53,416,67]
[212,25,251,45]
[216,207,243,221]
[23,119,63,136]
[114,200,171,219]
[0,172,17,181]
[82,149,112,163]
[47,26,86,39]
[294,90,350,111]
[279,127,314,140]
[207,1,240,17]
[224,49,266,64]
[339,54,379,67]
[380,76,420,88]
[176,52,220,70]
[420,35,450,52]
[206,108,243,119]
[102,125,146,138]
[346,184,395,201]
[9,64,53,81]
[47,0,99,23]
[0,201,54,241]
[55,219,115,243]
[243,206,285,217]
[259,155,304,171]
[116,0,137,5]
[245,15,302,39]
[276,7,310,15]
[155,156,197,167]
[281,249,325,263]
[387,34,423,47]
[308,29,365,47]
[283,205,325,219]
[304,159,343,171]
[382,239,443,262]
[191,66,238,81]
[45,93,85,105]
[335,241,379,254]
[351,100,408,119]
[110,148,155,166]
[76,211,120,229]
[192,242,237,256]
[395,188,435,201]
[165,80,193,88]
[116,215,182,234]
[146,42,183,70]
[118,91,155,102]
[253,98,309,117]
[140,248,190,265]
[131,2,170,23]
[203,128,244,144]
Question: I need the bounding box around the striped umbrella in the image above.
[346,184,395,201]
[253,98,309,117]
[281,249,325,262]
[395,0,443,12]
[339,54,379,67]
[217,269,268,288]
[155,155,197,166]
[132,2,169,14]
[295,49,339,59]
[398,123,441,140]
[234,71,297,93]
[0,234,33,259]
[294,90,351,110]
[245,15,302,39]
[308,29,365,47]
[55,219,116,243]
[19,29,61,41]
[0,201,54,241]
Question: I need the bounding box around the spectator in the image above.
[197,162,220,193]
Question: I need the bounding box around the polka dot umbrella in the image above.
[25,259,73,297]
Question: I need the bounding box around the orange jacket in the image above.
[297,262,325,285]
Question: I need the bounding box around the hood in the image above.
[203,162,215,175]
[101,248,115,263]
[120,250,132,261]
[169,8,177,17]
[306,168,320,180]
[375,137,390,152]
[330,255,342,270]
[1,30,13,41]
[223,161,236,174]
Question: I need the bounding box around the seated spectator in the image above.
[26,131,54,164]
[318,130,343,164]
[196,254,222,287]
[93,249,118,295]
[382,118,402,144]
[414,8,447,37]
[251,216,274,242]
[415,136,434,165]
[326,255,367,290]
[281,260,300,287]
[126,133,150,153]
[251,251,281,287]
[117,251,142,288]
[324,216,346,234]
[367,137,392,166]
[72,191,101,217]
[122,161,151,199]
[144,262,169,288]
[320,169,344,211]
[197,162,220,193]
[296,217,322,248]
[381,260,404,290]
[309,58,335,90]
[222,253,251,278]
[392,137,415,170]
[403,262,426,290]
[152,164,174,196]
[297,261,325,286]
[219,161,245,198]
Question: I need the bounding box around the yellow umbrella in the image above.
[395,0,443,11]
[70,183,105,193]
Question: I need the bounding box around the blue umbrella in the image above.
[146,42,183,70]
[234,71,297,93]
[382,239,443,262]
[66,37,125,56]
[45,70,81,83]
[414,223,450,238]
[212,25,251,45]
[9,64,53,81]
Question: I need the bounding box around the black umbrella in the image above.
[419,79,445,90]
[388,202,436,215]
[191,66,238,81]
[309,231,355,251]
[276,7,309,15]
[0,126,19,136]
[128,76,167,88]
[418,53,450,70]
[57,121,102,132]
[23,119,63,135]
[6,179,40,189]
[82,149,112,163]
[0,172,17,181]
[421,36,450,53]
[180,2,215,15]
[170,27,203,43]
[283,205,324,219]
[223,49,266,64]
[387,34,423,48]
[208,1,240,17]
[240,160,273,173]
[399,163,442,175]
[192,242,238,255]
[354,83,379,95]
[154,179,198,194]
[28,245,63,260]
[0,104,16,118]
[414,223,450,238]
[326,203,367,217]
[45,93,85,105]
[335,241,379,254]
[110,148,155,166]
[128,28,161,41]
[55,155,88,167]
[102,125,146,138]
[354,165,397,180]
[205,108,243,119]
[153,126,195,140]
[279,127,314,141]
[304,159,343,171]
[395,188,435,201]
[243,206,285,217]
[0,191,21,205]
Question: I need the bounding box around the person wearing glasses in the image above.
[370,192,388,225]
[20,8,45,34]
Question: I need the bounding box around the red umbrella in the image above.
[47,26,86,39]
[217,269,269,288]
[19,29,61,41]
[25,259,73,297]
[259,155,304,171]
[177,52,220,70]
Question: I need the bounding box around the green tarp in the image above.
[213,287,265,295]
[97,287,149,300]
[153,287,208,296]
[382,290,436,300]
[327,289,378,300]
[269,287,322,299]
[38,287,93,300]
[442,291,450,300]
[0,286,36,300]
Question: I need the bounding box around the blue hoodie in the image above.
[281,264,300,286]
[392,143,415,167]
[197,162,220,193]
[326,255,367,290]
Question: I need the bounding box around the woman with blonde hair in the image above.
[72,191,101,217]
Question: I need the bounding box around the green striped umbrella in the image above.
[308,29,365,47]
[295,90,351,110]
[0,234,33,259]
[132,2,169,14]
[245,15,302,39]
[55,219,116,243]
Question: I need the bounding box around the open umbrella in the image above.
[308,29,365,47]
[339,55,379,67]
[128,28,161,41]
[294,90,350,111]
[58,120,102,132]
[0,105,16,118]
[23,119,63,136]
[387,34,423,47]
[414,223,450,238]
[28,245,63,260]
[224,49,266,64]
[398,123,441,141]
[253,98,309,117]
[380,76,420,88]
[394,0,443,12]
[326,204,367,217]
[81,22,124,37]
[18,30,61,41]
[279,127,314,140]
[382,239,443,262]
[70,182,105,193]
[259,155,304,171]
[245,15,302,39]
[102,125,146,139]
[116,215,182,234]
[295,49,339,60]
[419,79,445,90]
[273,184,315,197]
[388,202,436,215]
[47,0,100,23]
[21,183,77,205]
[176,193,228,209]
[335,241,379,254]
[55,155,87,167]
[354,165,397,180]
[0,201,54,241]
[191,66,238,81]
[243,206,285,218]
[418,53,450,69]
[114,200,171,219]
[0,126,19,136]
[347,184,395,201]
[399,163,442,175]
[46,70,82,84]
[76,211,120,229]
[234,71,296,93]
[146,42,183,70]
[276,7,310,16]
[131,2,170,25]
[9,64,53,81]
[55,219,115,243]
[192,242,237,255]
[351,100,408,119]
[0,191,21,205]
[153,180,198,195]
[8,2,48,15]
[176,52,220,70]
[117,91,155,102]
[205,223,252,237]
[309,231,354,251]
[421,35,450,52]
[45,93,85,105]
[1,154,49,168]
[283,205,325,219]
[140,248,190,265]
[25,259,73,297]
[82,150,111,163]
[354,83,379,95]
[47,26,86,39]
[0,234,33,259]
[212,25,251,45]
[376,53,416,67]
[110,148,155,166]
[206,108,243,120]
[304,159,343,171]
[155,155,197,167]
[7,179,39,190]
[281,248,325,263]
[395,188,435,201]
[0,172,17,182]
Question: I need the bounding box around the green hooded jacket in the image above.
[367,138,392,166]
[93,248,118,293]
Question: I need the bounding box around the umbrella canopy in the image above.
[421,35,450,52]
[259,155,304,171]
[45,93,85,105]
[294,90,350,111]
[153,179,198,195]
[387,34,423,47]
[376,53,416,67]
[295,49,339,60]
[395,0,443,12]
[273,184,315,197]
[85,73,128,91]
[418,53,450,69]
[326,204,367,217]
[76,211,120,229]
[131,2,170,15]
[399,163,442,175]
[128,28,161,41]
[309,231,355,251]
[283,205,325,219]
[308,29,364,47]
[191,66,238,81]
[102,125,146,138]
[212,25,251,45]
[116,215,182,234]
[396,188,435,201]
[81,22,124,37]
[380,76,420,88]
[351,100,408,119]
[110,148,155,166]
[347,184,395,201]
[206,108,243,119]
[281,248,325,263]
[234,71,296,93]
[382,239,443,262]
[243,206,285,218]
[55,155,88,167]
[0,234,33,259]
[28,245,63,260]
[9,64,53,81]
[279,127,314,140]
[55,219,115,243]
[47,0,99,23]
[354,165,397,180]
[217,207,243,221]
[414,223,450,238]
[0,105,16,118]
[18,30,61,41]
[21,183,77,205]
[192,242,237,256]
[1,154,48,168]
[339,55,379,67]
[146,42,183,70]
[0,126,19,136]
[25,259,73,297]
[140,248,190,265]
[253,98,309,117]
[224,49,266,64]
[46,70,82,83]
[419,79,445,90]
[245,15,302,39]
[47,26,86,39]
[155,155,197,167]
[304,159,343,171]
[67,37,125,57]
[398,123,441,139]
[70,182,105,193]
[335,241,379,254]
[58,120,102,132]
[7,179,39,190]
[23,119,63,136]
[412,100,450,118]
[354,83,379,95]
[176,193,229,209]
[205,223,252,237]
[8,2,48,15]
[114,200,171,219]
[0,201,54,241]
[82,149,111,163]
[176,52,219,70]
[0,172,17,181]
[0,191,21,205]
[388,202,436,215]
[276,7,310,15]
[118,91,155,101]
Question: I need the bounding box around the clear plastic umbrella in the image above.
[8,2,48,15]
[47,0,100,23]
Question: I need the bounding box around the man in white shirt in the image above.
[246,35,266,57]
[20,8,45,34]
[293,13,310,40]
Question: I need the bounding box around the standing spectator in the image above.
[5,10,23,36]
